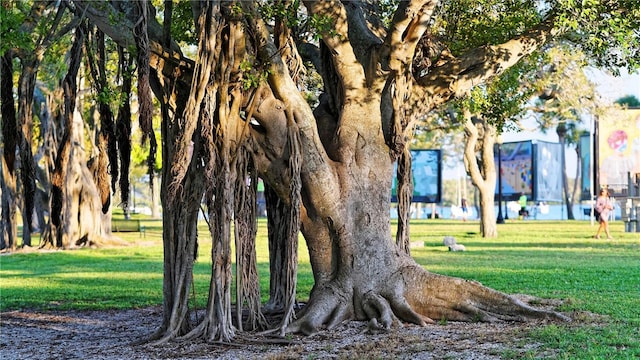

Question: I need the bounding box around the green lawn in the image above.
[1,219,639,358]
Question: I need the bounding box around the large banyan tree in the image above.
[26,0,638,341]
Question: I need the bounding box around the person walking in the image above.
[518,193,528,219]
[594,188,614,240]
[461,198,468,222]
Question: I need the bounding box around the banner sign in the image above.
[391,149,442,203]
[534,141,563,202]
[495,141,533,201]
[598,108,640,193]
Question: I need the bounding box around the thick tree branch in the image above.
[378,1,438,158]
[68,1,194,98]
[412,14,561,113]
[241,2,342,219]
[68,1,136,49]
[383,0,437,72]
[339,2,385,77]
[303,0,365,92]
[69,0,181,55]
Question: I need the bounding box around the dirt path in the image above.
[0,306,557,359]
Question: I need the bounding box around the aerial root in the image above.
[145,328,180,346]
[458,280,571,322]
[130,325,168,346]
[176,320,208,342]
[456,302,501,322]
[140,316,238,346]
[284,265,571,337]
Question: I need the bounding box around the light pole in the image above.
[496,136,505,224]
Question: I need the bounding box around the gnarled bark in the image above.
[71,0,572,342]
[245,1,568,334]
[41,27,107,249]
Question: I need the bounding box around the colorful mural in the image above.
[495,141,533,200]
[598,108,640,193]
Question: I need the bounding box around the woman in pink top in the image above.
[594,188,614,240]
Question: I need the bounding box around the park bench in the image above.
[111,219,145,238]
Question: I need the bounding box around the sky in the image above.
[586,68,640,102]
[503,68,639,144]
[444,69,640,180]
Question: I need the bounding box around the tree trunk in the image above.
[152,94,199,343]
[463,114,499,238]
[557,125,574,219]
[42,28,106,249]
[148,3,249,343]
[284,96,565,333]
[395,148,414,253]
[0,156,18,250]
[16,56,39,247]
[71,0,570,340]
[264,183,299,330]
[32,86,54,235]
[234,159,267,332]
[44,109,105,249]
[150,176,161,218]
[571,147,582,207]
[1,51,18,250]
[34,87,60,246]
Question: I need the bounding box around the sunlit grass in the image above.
[1,218,639,358]
[405,219,640,359]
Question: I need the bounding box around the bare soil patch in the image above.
[0,304,562,360]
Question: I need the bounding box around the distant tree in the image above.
[615,95,640,107]
[532,47,614,218]
[1,2,141,249]
[1,2,86,249]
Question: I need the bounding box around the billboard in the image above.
[597,108,640,193]
[391,149,442,203]
[534,141,563,201]
[494,140,563,202]
[495,141,533,201]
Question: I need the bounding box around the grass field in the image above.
[1,218,639,358]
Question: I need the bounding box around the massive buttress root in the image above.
[287,254,569,335]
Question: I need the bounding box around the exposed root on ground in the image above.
[285,264,570,335]
[404,266,571,323]
[287,282,354,335]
